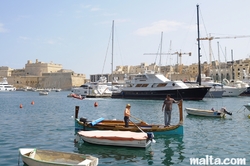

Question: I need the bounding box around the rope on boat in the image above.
[236,105,245,113]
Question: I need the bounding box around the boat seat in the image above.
[34,154,42,160]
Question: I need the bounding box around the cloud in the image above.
[46,37,64,45]
[90,7,100,11]
[134,20,184,36]
[47,40,56,45]
[0,23,8,33]
[19,36,30,40]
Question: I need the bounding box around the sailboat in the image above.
[71,21,118,98]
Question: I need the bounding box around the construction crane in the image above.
[144,51,191,73]
[199,33,250,64]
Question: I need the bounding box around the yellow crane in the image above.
[199,33,250,64]
[144,51,191,73]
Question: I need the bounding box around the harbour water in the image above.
[1,91,250,166]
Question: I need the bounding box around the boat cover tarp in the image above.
[78,130,147,141]
[91,118,104,126]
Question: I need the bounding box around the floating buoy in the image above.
[20,104,23,108]
[94,102,98,107]
[31,101,35,105]
[248,114,250,119]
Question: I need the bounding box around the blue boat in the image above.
[74,100,184,135]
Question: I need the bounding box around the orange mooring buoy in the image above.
[94,102,98,107]
[20,104,23,108]
[31,101,35,105]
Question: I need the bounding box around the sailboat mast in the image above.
[111,20,114,82]
[160,32,163,69]
[196,4,201,85]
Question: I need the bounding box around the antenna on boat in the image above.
[196,4,202,86]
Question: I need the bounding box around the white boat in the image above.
[19,148,98,166]
[0,77,16,91]
[185,81,225,98]
[185,107,232,118]
[76,130,154,148]
[111,71,211,100]
[221,78,248,97]
[39,91,49,95]
[195,75,247,97]
[72,76,112,98]
[244,104,250,111]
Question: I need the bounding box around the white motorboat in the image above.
[194,75,247,97]
[19,148,98,166]
[39,91,49,95]
[72,76,112,98]
[111,71,211,100]
[185,107,232,118]
[0,77,16,91]
[221,79,248,97]
[76,130,154,148]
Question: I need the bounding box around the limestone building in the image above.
[0,59,86,90]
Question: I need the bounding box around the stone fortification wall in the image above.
[0,66,13,77]
[25,59,62,76]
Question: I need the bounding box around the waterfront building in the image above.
[0,59,86,90]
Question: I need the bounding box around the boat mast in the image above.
[196,4,201,85]
[111,20,114,83]
[231,49,234,80]
[159,31,163,73]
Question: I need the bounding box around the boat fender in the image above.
[91,117,104,126]
[80,117,87,123]
[147,132,154,140]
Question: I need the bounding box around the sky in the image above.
[1,0,250,78]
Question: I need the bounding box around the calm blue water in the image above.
[1,91,250,166]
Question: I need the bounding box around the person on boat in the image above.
[124,103,131,127]
[162,94,179,126]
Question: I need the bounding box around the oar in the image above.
[130,114,147,124]
[129,119,156,143]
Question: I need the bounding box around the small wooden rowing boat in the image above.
[74,100,183,135]
[76,130,154,148]
[185,107,232,118]
[19,148,98,166]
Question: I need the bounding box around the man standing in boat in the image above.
[162,94,179,126]
[124,104,131,127]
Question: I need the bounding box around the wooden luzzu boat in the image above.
[19,148,98,166]
[74,100,183,135]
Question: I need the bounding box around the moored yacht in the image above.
[111,71,211,100]
[221,79,248,97]
[71,76,112,98]
[0,77,16,91]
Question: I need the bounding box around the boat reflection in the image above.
[74,142,154,165]
[158,135,185,165]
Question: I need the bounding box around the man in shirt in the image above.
[162,94,179,126]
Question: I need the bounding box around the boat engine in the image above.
[80,117,87,123]
[80,117,87,130]
[147,132,154,141]
[221,108,232,116]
